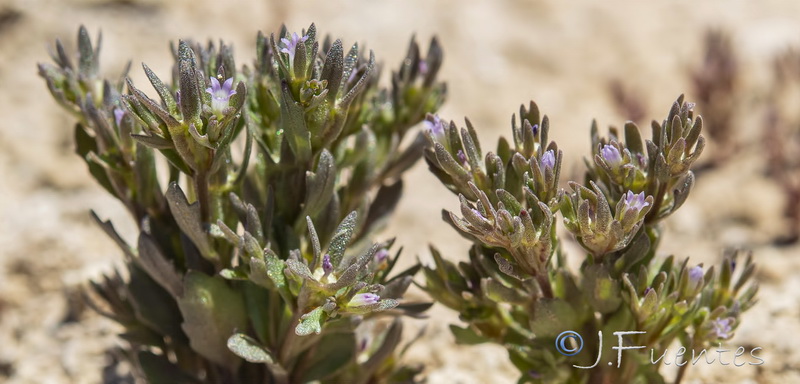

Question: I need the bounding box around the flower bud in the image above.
[687,265,703,291]
[322,253,333,278]
[348,293,380,307]
[113,107,125,127]
[601,144,623,166]
[540,150,555,172]
[456,149,468,165]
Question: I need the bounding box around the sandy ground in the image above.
[1,0,800,383]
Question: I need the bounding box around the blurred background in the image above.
[2,0,800,382]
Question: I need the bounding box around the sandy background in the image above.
[1,0,800,382]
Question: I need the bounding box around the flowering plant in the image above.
[421,96,758,383]
[39,24,444,383]
[39,22,760,384]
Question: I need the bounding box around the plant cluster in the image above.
[39,24,444,383]
[39,23,761,384]
[421,96,758,383]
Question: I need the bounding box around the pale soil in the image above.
[1,0,800,383]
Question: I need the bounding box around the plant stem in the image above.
[646,182,668,224]
[194,170,211,224]
[535,273,554,298]
[674,339,694,384]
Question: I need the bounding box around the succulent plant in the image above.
[39,24,444,383]
[421,96,757,384]
[39,22,760,384]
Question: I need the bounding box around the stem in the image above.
[269,363,290,384]
[278,287,312,365]
[278,311,303,366]
[588,366,609,384]
[535,273,554,299]
[674,362,689,384]
[645,182,668,224]
[194,170,211,224]
[674,339,694,384]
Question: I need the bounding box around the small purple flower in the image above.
[635,153,647,168]
[710,317,734,339]
[423,114,445,140]
[206,77,237,114]
[688,265,704,288]
[418,59,429,76]
[349,293,380,307]
[531,123,539,137]
[540,150,555,172]
[373,249,389,264]
[601,144,623,166]
[113,107,125,127]
[456,149,468,165]
[643,287,653,296]
[622,191,649,213]
[280,32,309,63]
[322,253,333,277]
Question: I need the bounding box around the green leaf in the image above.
[177,40,202,127]
[137,233,183,297]
[340,50,374,108]
[450,324,490,345]
[321,39,344,104]
[482,278,525,304]
[624,121,644,155]
[303,149,337,217]
[362,318,403,375]
[90,211,135,259]
[75,123,116,196]
[143,62,178,116]
[227,333,275,364]
[279,81,311,161]
[434,142,471,188]
[166,183,216,261]
[243,282,272,345]
[582,265,622,314]
[127,263,185,342]
[138,351,199,384]
[127,78,180,129]
[306,216,322,268]
[302,331,356,382]
[530,298,578,338]
[77,26,95,77]
[219,266,250,280]
[328,211,357,269]
[178,271,247,371]
[285,258,316,283]
[295,306,325,336]
[364,179,404,233]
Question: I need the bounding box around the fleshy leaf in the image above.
[178,271,247,371]
[296,306,325,336]
[227,333,275,364]
[329,211,357,269]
